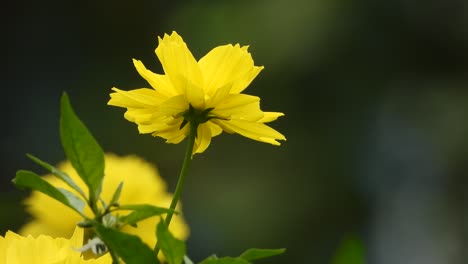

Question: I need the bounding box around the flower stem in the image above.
[154,123,197,257]
[110,250,120,264]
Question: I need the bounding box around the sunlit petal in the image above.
[205,82,232,108]
[108,88,164,108]
[124,107,158,123]
[155,32,204,96]
[150,95,188,119]
[1,227,111,263]
[153,123,189,144]
[133,59,176,97]
[230,66,264,94]
[199,44,259,96]
[137,116,177,134]
[207,122,223,137]
[213,119,286,145]
[212,94,263,121]
[182,76,205,109]
[193,123,212,155]
[258,112,285,123]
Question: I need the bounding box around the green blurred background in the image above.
[4,0,468,263]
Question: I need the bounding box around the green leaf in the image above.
[331,235,366,264]
[95,224,157,264]
[199,256,249,264]
[60,92,104,202]
[119,204,175,226]
[26,153,87,200]
[198,248,285,264]
[156,219,186,264]
[108,182,124,207]
[184,256,194,264]
[239,248,286,262]
[13,170,86,217]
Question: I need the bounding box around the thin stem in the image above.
[165,127,196,225]
[110,250,120,264]
[154,123,197,257]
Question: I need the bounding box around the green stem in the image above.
[154,123,197,257]
[110,250,120,264]
[165,127,196,225]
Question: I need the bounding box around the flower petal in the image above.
[207,122,223,137]
[230,65,264,94]
[137,116,176,134]
[124,107,157,123]
[192,123,212,155]
[152,122,189,144]
[198,44,261,96]
[211,94,264,121]
[150,95,188,119]
[108,88,164,108]
[258,112,285,123]
[213,119,286,145]
[155,32,204,97]
[182,76,205,109]
[132,59,176,97]
[69,226,84,248]
[206,82,232,108]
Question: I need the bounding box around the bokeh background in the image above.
[3,0,468,263]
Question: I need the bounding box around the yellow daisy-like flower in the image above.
[19,153,189,249]
[108,31,286,155]
[0,227,111,263]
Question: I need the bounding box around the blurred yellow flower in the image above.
[108,31,285,155]
[19,153,189,249]
[0,227,111,263]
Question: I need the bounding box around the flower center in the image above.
[179,105,215,129]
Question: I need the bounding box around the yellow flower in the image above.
[19,153,189,249]
[108,31,285,155]
[0,227,111,263]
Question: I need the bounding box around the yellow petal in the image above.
[213,119,286,145]
[211,94,263,121]
[150,95,188,119]
[68,226,84,248]
[207,122,223,137]
[205,82,232,108]
[182,76,205,109]
[230,66,264,94]
[108,88,164,108]
[133,59,177,98]
[138,117,183,134]
[192,123,213,155]
[155,32,204,97]
[198,44,261,96]
[258,112,285,123]
[152,122,189,144]
[1,229,90,264]
[0,237,5,262]
[124,107,157,123]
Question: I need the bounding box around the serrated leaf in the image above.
[95,224,157,264]
[13,170,86,217]
[331,235,366,264]
[239,248,286,261]
[108,182,123,207]
[26,153,87,200]
[199,256,249,264]
[156,219,186,264]
[60,92,104,202]
[119,204,175,226]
